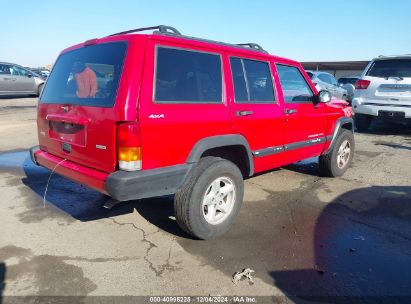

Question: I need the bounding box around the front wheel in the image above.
[319,129,354,177]
[174,157,244,239]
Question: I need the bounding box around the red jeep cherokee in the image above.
[31,26,354,239]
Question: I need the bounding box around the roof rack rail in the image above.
[108,25,181,37]
[378,54,411,58]
[107,26,268,54]
[236,43,267,53]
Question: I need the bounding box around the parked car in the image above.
[338,76,360,103]
[352,55,411,130]
[30,25,354,239]
[306,71,348,100]
[0,62,45,96]
[30,68,49,78]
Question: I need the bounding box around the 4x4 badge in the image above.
[148,114,165,119]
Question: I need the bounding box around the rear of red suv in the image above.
[32,35,148,194]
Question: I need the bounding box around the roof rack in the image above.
[236,43,266,52]
[108,25,267,53]
[378,54,411,58]
[109,25,181,37]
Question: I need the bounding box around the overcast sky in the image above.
[1,0,410,67]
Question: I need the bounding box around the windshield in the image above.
[40,42,127,107]
[366,59,411,78]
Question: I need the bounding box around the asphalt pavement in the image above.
[1,97,411,303]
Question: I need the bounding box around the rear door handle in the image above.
[284,109,298,115]
[236,110,254,116]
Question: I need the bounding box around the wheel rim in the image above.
[337,139,351,169]
[202,176,236,225]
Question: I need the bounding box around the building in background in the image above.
[301,61,369,79]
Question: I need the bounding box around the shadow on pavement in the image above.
[374,141,411,151]
[270,185,411,302]
[17,152,191,238]
[356,119,411,136]
[0,95,36,100]
[0,263,5,304]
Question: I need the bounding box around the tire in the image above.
[319,129,355,177]
[37,84,44,97]
[174,157,244,240]
[355,113,372,131]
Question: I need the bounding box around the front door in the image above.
[228,56,285,173]
[12,65,36,93]
[275,64,328,163]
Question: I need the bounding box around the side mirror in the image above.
[27,73,33,78]
[317,90,332,103]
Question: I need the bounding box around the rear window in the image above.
[366,59,411,78]
[40,42,127,107]
[338,77,358,85]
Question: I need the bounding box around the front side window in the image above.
[9,66,20,76]
[40,42,128,107]
[13,66,29,77]
[230,57,275,103]
[276,64,314,103]
[155,47,222,103]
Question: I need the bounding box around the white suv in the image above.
[352,55,411,130]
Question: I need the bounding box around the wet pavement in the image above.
[1,98,411,302]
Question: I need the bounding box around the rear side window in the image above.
[276,64,314,103]
[40,42,127,107]
[367,59,411,78]
[230,57,275,103]
[155,47,222,103]
[0,64,11,75]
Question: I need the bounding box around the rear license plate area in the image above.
[49,121,86,146]
[378,110,405,119]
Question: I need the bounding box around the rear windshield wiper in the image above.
[384,76,404,81]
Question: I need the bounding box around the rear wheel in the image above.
[319,129,354,177]
[355,113,372,131]
[174,157,244,239]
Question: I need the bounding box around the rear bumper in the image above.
[352,97,411,118]
[30,146,193,201]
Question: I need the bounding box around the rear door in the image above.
[360,58,411,104]
[0,64,13,93]
[138,40,231,170]
[228,56,285,172]
[12,66,37,93]
[38,42,128,173]
[275,64,328,162]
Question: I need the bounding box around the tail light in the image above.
[355,79,371,90]
[117,122,141,171]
